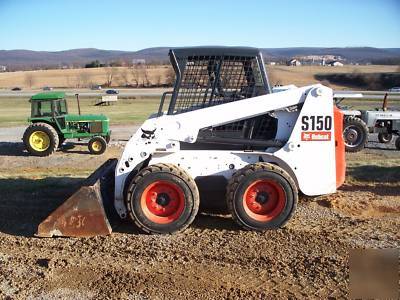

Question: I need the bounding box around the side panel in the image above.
[274,86,337,195]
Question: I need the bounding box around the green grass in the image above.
[0,95,161,127]
[341,98,400,110]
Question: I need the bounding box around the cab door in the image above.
[52,99,67,130]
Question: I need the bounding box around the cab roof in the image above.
[31,92,65,101]
[170,46,262,58]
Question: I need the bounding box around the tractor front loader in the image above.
[37,47,345,237]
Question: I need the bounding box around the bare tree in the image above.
[105,67,118,87]
[165,67,175,86]
[142,65,150,87]
[119,68,130,86]
[129,65,140,87]
[24,73,35,88]
[155,74,162,87]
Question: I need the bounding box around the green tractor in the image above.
[23,92,111,156]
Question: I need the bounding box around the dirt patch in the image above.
[320,187,400,218]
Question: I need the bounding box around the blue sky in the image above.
[0,0,399,51]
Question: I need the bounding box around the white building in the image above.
[287,59,301,66]
[328,61,344,67]
[0,65,7,72]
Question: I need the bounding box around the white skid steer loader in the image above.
[37,47,346,237]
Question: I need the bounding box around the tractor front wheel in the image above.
[23,123,59,156]
[378,132,392,144]
[125,164,200,234]
[226,163,297,231]
[395,137,400,150]
[88,136,107,155]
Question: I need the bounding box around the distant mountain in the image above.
[0,47,399,69]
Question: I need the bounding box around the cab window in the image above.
[31,100,52,117]
[54,99,67,115]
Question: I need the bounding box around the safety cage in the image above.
[160,47,279,150]
[163,47,270,115]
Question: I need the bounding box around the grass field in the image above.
[0,96,161,127]
[0,65,398,90]
[0,93,398,128]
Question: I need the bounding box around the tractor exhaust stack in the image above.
[37,159,117,237]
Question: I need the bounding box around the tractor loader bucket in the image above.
[37,159,118,238]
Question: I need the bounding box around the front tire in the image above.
[23,123,59,156]
[125,164,200,234]
[395,137,400,150]
[88,136,107,155]
[226,163,298,231]
[378,132,392,144]
[343,116,368,152]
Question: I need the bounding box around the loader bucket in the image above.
[37,159,118,238]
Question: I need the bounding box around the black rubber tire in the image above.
[58,136,66,148]
[226,163,298,231]
[88,136,107,155]
[105,134,111,144]
[23,122,59,156]
[378,132,392,144]
[125,163,200,234]
[343,116,368,152]
[395,137,400,150]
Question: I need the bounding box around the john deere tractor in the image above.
[23,92,111,156]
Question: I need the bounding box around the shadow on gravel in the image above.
[60,142,92,155]
[0,176,238,237]
[0,142,30,156]
[341,184,400,197]
[365,145,397,151]
[348,165,400,183]
[192,213,239,231]
[0,177,84,237]
[0,142,91,156]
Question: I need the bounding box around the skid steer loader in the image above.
[37,47,346,237]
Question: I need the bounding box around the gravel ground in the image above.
[0,131,399,299]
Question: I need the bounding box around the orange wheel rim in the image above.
[140,180,185,224]
[243,179,286,221]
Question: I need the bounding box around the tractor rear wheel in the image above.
[23,123,59,156]
[395,137,400,150]
[343,116,368,152]
[378,132,392,144]
[125,164,199,234]
[88,136,107,155]
[226,163,297,231]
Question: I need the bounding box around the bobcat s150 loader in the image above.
[37,47,345,237]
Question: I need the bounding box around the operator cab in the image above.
[30,92,68,118]
[162,46,277,151]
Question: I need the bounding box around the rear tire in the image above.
[395,137,400,150]
[378,132,392,144]
[226,163,297,231]
[343,116,368,152]
[88,136,107,155]
[125,164,199,234]
[23,123,59,156]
